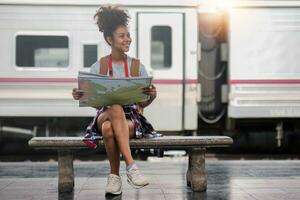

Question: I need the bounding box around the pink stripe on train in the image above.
[229,79,300,84]
[0,78,198,84]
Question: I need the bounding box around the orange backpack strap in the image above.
[130,58,140,77]
[131,58,144,114]
[99,55,110,75]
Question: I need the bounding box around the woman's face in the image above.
[110,25,131,52]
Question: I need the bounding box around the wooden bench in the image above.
[28,136,233,193]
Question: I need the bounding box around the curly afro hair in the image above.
[94,5,130,45]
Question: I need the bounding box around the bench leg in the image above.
[186,148,207,192]
[58,150,74,193]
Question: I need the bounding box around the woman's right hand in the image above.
[72,88,84,100]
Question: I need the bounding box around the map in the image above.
[78,71,152,108]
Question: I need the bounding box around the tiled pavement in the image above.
[0,158,300,200]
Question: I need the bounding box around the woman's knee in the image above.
[108,105,124,119]
[101,121,113,139]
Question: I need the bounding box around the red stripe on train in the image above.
[153,79,197,84]
[0,78,198,84]
[4,78,300,84]
[229,79,300,84]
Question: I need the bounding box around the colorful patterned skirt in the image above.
[82,104,162,149]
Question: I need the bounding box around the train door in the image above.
[137,13,184,131]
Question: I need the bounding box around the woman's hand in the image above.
[72,88,84,100]
[137,85,157,109]
[143,84,157,101]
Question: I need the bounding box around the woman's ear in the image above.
[106,36,113,46]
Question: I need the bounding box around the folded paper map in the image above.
[78,71,152,108]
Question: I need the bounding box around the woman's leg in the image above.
[105,105,135,166]
[98,106,148,188]
[97,105,135,172]
[100,120,120,175]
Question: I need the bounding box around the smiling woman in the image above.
[72,5,160,196]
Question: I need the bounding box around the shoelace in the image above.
[129,168,143,179]
[108,176,120,186]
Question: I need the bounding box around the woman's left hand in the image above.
[143,84,157,101]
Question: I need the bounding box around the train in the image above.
[1,0,300,152]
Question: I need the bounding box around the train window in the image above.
[151,26,172,69]
[16,35,69,68]
[83,44,97,68]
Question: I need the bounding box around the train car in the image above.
[0,0,198,139]
[0,0,300,150]
[228,0,300,148]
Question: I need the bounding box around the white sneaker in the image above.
[105,174,122,195]
[126,165,149,189]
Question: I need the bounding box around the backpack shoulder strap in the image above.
[131,58,144,114]
[99,55,110,75]
[130,58,140,77]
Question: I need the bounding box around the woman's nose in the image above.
[125,36,131,42]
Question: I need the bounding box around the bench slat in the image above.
[28,136,233,150]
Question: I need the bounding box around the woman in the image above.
[72,5,158,195]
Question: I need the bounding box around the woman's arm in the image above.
[72,61,99,100]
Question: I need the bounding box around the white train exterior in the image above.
[0,0,300,146]
[229,2,300,119]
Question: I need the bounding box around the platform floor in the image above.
[0,158,300,200]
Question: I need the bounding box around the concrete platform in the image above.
[0,158,300,200]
